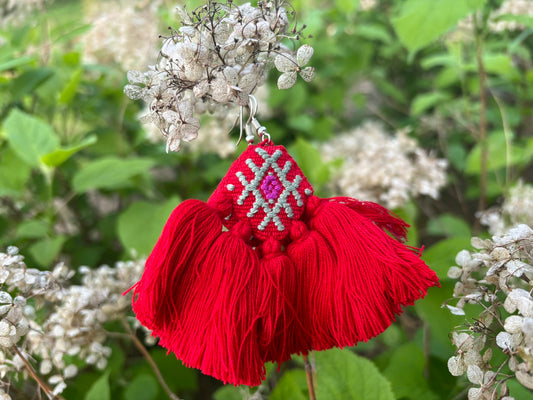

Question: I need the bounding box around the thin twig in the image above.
[121,319,181,400]
[474,15,488,231]
[303,353,316,400]
[12,346,65,400]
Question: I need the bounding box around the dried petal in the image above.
[299,66,315,82]
[468,387,482,400]
[0,292,12,305]
[277,71,297,90]
[447,356,465,376]
[296,44,314,66]
[446,305,465,316]
[274,53,297,73]
[447,266,462,279]
[496,331,514,351]
[516,364,533,389]
[504,316,524,334]
[467,365,483,385]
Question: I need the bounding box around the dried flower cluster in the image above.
[479,182,533,236]
[0,247,144,398]
[124,0,314,152]
[490,0,533,32]
[0,0,48,28]
[320,120,448,209]
[81,0,161,71]
[446,224,533,399]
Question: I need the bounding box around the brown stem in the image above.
[12,346,65,400]
[475,19,488,231]
[121,319,181,400]
[303,353,316,400]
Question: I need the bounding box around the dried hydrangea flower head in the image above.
[124,0,314,152]
[321,121,448,209]
[446,224,533,398]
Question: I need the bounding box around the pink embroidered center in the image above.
[261,174,282,200]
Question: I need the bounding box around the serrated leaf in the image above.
[315,349,395,400]
[41,135,97,167]
[72,157,155,193]
[392,0,486,55]
[85,371,110,400]
[3,109,60,167]
[117,197,179,256]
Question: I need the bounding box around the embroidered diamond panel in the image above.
[207,143,314,241]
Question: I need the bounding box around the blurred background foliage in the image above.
[1,0,533,398]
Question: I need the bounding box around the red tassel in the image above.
[129,200,265,386]
[289,196,439,348]
[257,237,309,364]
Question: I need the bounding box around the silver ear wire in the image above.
[236,95,270,146]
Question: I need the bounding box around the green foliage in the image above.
[2,0,533,398]
[85,372,111,400]
[392,0,486,55]
[315,349,395,400]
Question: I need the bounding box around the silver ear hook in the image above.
[246,95,269,142]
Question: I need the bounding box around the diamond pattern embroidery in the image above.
[236,148,303,231]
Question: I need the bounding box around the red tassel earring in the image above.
[127,101,439,386]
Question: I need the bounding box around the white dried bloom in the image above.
[479,182,533,235]
[359,0,378,11]
[490,0,533,32]
[125,0,313,152]
[0,246,149,397]
[321,121,448,209]
[81,0,161,71]
[0,0,49,28]
[447,223,533,394]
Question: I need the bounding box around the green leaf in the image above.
[0,56,35,72]
[41,135,97,167]
[123,374,159,400]
[85,371,110,400]
[212,386,243,400]
[392,0,486,55]
[149,349,198,392]
[315,348,395,400]
[117,197,179,256]
[58,68,83,104]
[271,370,307,400]
[383,343,439,400]
[16,219,49,239]
[427,213,471,238]
[10,68,55,99]
[465,131,533,174]
[354,24,393,44]
[28,235,66,267]
[4,109,60,167]
[289,138,330,186]
[72,157,155,193]
[0,148,32,196]
[411,91,451,116]
[422,237,472,279]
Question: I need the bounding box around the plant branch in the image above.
[12,345,65,400]
[475,16,488,230]
[121,319,181,400]
[303,353,316,400]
